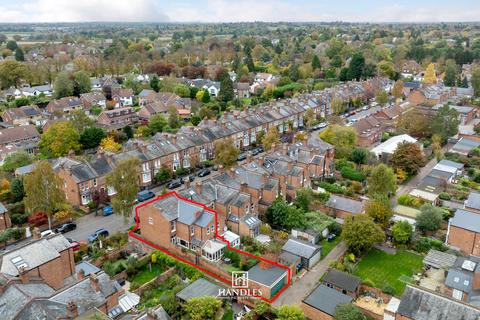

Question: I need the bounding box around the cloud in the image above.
[0,0,170,22]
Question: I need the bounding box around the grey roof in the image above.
[466,192,480,211]
[326,195,364,214]
[428,169,454,180]
[175,278,222,301]
[445,269,473,293]
[282,238,320,259]
[450,209,480,233]
[136,306,171,320]
[397,285,480,320]
[279,251,301,265]
[451,138,480,154]
[302,284,353,316]
[323,269,361,292]
[0,202,6,214]
[241,214,261,229]
[14,163,36,176]
[153,194,214,228]
[247,264,287,287]
[438,159,464,170]
[76,261,102,276]
[13,299,66,320]
[0,235,71,276]
[424,249,457,269]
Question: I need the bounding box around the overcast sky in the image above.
[1,0,479,23]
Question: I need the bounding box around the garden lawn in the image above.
[128,263,166,288]
[320,236,342,259]
[353,249,423,295]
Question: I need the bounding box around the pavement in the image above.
[272,241,347,306]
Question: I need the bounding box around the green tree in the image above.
[123,125,134,140]
[80,127,106,149]
[10,178,25,202]
[342,215,385,255]
[173,84,190,97]
[219,75,234,102]
[303,108,315,130]
[334,303,368,320]
[40,121,81,158]
[294,188,312,212]
[168,106,180,128]
[201,89,211,103]
[150,75,160,92]
[68,109,94,133]
[472,67,480,97]
[54,71,74,98]
[15,47,24,61]
[24,161,66,229]
[276,305,306,320]
[392,80,404,100]
[289,63,300,82]
[331,98,346,115]
[2,151,32,172]
[262,126,280,151]
[154,167,172,184]
[347,52,365,81]
[312,55,321,70]
[0,61,27,89]
[375,90,388,106]
[365,199,393,228]
[432,104,459,142]
[392,220,413,244]
[149,114,168,134]
[389,142,425,176]
[351,148,368,168]
[444,60,457,87]
[184,296,222,320]
[73,70,91,95]
[106,158,140,220]
[6,40,17,51]
[266,198,306,231]
[213,139,240,168]
[320,125,357,159]
[367,164,396,198]
[416,204,443,232]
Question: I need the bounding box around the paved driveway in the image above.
[272,241,347,306]
[66,212,131,241]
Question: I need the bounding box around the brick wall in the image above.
[447,226,480,255]
[301,302,334,320]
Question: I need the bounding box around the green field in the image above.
[353,249,423,295]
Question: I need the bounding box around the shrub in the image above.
[438,192,451,200]
[382,284,396,295]
[319,182,345,194]
[341,167,365,182]
[397,194,414,206]
[335,158,355,171]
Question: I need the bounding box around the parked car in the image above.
[318,122,328,128]
[88,229,109,242]
[66,238,81,251]
[197,168,211,177]
[182,175,195,183]
[256,146,264,153]
[362,105,369,111]
[102,206,113,216]
[280,136,290,143]
[40,229,55,238]
[137,190,155,202]
[167,179,182,189]
[237,153,247,161]
[55,222,77,233]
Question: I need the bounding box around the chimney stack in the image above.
[90,275,100,292]
[473,269,480,290]
[66,301,78,319]
[195,181,202,195]
[18,266,29,284]
[240,181,248,192]
[32,227,41,240]
[185,179,191,189]
[77,269,85,281]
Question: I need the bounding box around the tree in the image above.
[320,125,357,159]
[6,40,17,51]
[10,178,25,202]
[2,151,32,172]
[444,60,457,87]
[262,126,280,151]
[392,80,404,100]
[351,148,368,168]
[123,125,134,140]
[173,84,190,97]
[184,296,222,320]
[366,199,393,228]
[106,158,140,220]
[334,303,368,320]
[154,167,172,184]
[100,136,122,152]
[15,47,24,61]
[392,220,413,244]
[149,114,168,134]
[24,161,66,229]
[331,97,346,115]
[342,215,385,255]
[214,139,240,168]
[303,108,315,130]
[375,90,388,106]
[276,305,306,320]
[150,75,160,92]
[201,89,210,103]
[367,164,396,198]
[73,70,91,95]
[389,142,425,176]
[168,106,180,128]
[266,198,306,231]
[54,71,74,98]
[347,52,365,81]
[312,55,321,70]
[432,104,459,142]
[294,188,312,212]
[40,121,81,158]
[472,66,480,97]
[80,127,106,149]
[377,60,396,79]
[219,75,234,102]
[423,63,437,84]
[416,204,443,232]
[68,109,93,133]
[0,61,27,89]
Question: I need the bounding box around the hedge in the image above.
[318,182,346,194]
[341,167,365,182]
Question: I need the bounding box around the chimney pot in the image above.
[19,266,29,284]
[77,269,85,281]
[32,227,41,240]
[90,275,100,292]
[66,301,78,319]
[195,181,202,195]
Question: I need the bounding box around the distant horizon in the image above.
[1,0,479,24]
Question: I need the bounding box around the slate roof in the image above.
[302,284,353,316]
[175,278,222,301]
[323,269,361,292]
[326,195,364,215]
[247,264,287,287]
[450,138,480,154]
[424,249,457,269]
[0,283,56,320]
[438,159,464,170]
[466,192,480,211]
[450,209,480,233]
[445,269,473,293]
[397,285,480,320]
[282,238,320,259]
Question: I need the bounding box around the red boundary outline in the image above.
[128,191,291,304]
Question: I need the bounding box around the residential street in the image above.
[67,212,131,241]
[272,241,347,306]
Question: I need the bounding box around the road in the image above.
[272,242,347,306]
[67,212,131,241]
